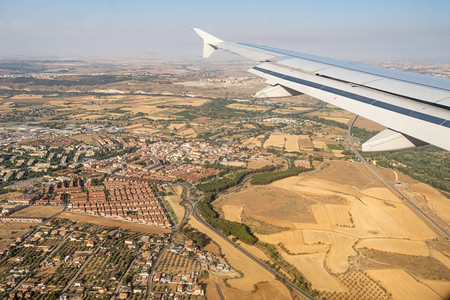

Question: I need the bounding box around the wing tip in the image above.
[193,28,224,58]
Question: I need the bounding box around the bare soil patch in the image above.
[215,186,315,224]
[57,212,170,234]
[0,223,32,248]
[301,160,385,189]
[11,205,63,218]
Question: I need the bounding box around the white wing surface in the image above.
[193,28,450,151]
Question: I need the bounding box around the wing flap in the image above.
[362,129,427,151]
[250,62,450,150]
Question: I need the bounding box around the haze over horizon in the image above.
[1,0,450,62]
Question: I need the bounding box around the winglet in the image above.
[193,28,224,58]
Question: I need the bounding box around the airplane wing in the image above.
[193,28,450,152]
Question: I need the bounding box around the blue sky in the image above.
[1,0,449,61]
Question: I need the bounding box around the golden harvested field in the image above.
[242,135,264,147]
[354,116,386,131]
[264,133,303,152]
[227,103,270,112]
[238,243,271,262]
[165,185,185,224]
[302,230,357,273]
[350,195,437,239]
[324,205,353,227]
[366,269,442,300]
[57,212,170,234]
[310,108,353,121]
[322,116,351,123]
[356,238,430,256]
[167,123,186,130]
[243,123,256,129]
[256,230,328,254]
[281,252,345,292]
[177,127,197,138]
[201,274,292,300]
[216,186,315,225]
[214,159,449,297]
[331,149,344,157]
[431,249,450,269]
[187,217,290,295]
[221,205,243,223]
[11,205,63,218]
[420,280,450,299]
[360,187,400,203]
[312,139,328,149]
[301,160,386,189]
[411,183,450,224]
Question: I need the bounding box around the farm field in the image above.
[281,252,345,292]
[201,273,292,300]
[242,135,264,148]
[57,212,170,234]
[11,205,64,218]
[366,269,442,300]
[264,133,305,152]
[221,205,243,223]
[410,182,450,224]
[165,185,186,223]
[356,238,430,256]
[214,160,449,297]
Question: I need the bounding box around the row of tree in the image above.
[197,165,276,193]
[197,195,257,245]
[180,226,210,248]
[250,166,309,185]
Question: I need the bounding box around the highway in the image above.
[183,192,315,300]
[348,115,449,239]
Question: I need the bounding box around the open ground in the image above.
[214,160,450,298]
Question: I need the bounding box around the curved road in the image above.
[348,115,449,239]
[184,198,314,300]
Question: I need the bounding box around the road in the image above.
[215,283,226,300]
[348,115,449,239]
[60,239,107,294]
[146,184,190,299]
[183,194,314,299]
